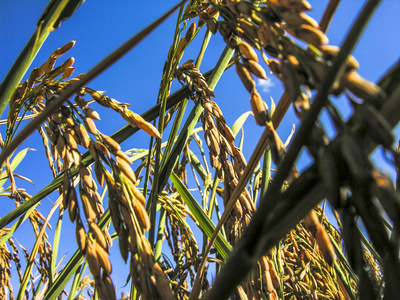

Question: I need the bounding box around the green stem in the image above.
[207,176,220,219]
[50,208,64,286]
[260,148,271,200]
[154,207,167,262]
[68,262,87,300]
[195,29,212,69]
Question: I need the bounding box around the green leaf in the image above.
[231,111,252,138]
[0,148,30,189]
[42,250,85,300]
[170,172,232,259]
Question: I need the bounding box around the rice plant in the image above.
[0,0,399,299]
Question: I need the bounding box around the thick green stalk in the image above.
[195,29,212,69]
[154,207,167,262]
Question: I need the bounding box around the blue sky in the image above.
[1,0,400,296]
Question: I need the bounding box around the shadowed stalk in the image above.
[319,0,342,33]
[205,0,384,298]
[154,208,167,262]
[260,148,271,200]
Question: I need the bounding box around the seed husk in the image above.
[115,149,132,165]
[185,22,196,41]
[74,95,87,108]
[257,24,273,48]
[223,124,235,142]
[267,59,281,78]
[120,109,161,138]
[320,45,359,71]
[282,11,319,29]
[76,218,87,252]
[245,59,267,80]
[79,164,95,191]
[293,24,329,47]
[62,173,71,209]
[94,141,111,159]
[90,221,108,253]
[94,160,105,186]
[68,188,78,222]
[206,18,218,34]
[117,156,137,184]
[238,41,259,62]
[236,62,256,92]
[127,182,146,207]
[56,135,67,159]
[315,226,335,265]
[341,71,384,106]
[269,0,312,12]
[70,149,82,166]
[62,67,75,79]
[128,193,150,231]
[75,123,91,148]
[64,131,78,150]
[100,134,121,153]
[83,116,98,134]
[98,274,117,300]
[80,188,98,222]
[88,141,99,162]
[39,57,56,75]
[83,107,101,121]
[304,210,319,235]
[51,112,63,124]
[267,259,280,289]
[108,196,122,231]
[118,225,130,262]
[250,89,269,126]
[85,241,101,278]
[51,40,76,58]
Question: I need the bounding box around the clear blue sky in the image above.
[1,0,399,296]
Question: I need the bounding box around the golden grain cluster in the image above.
[1,0,399,299]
